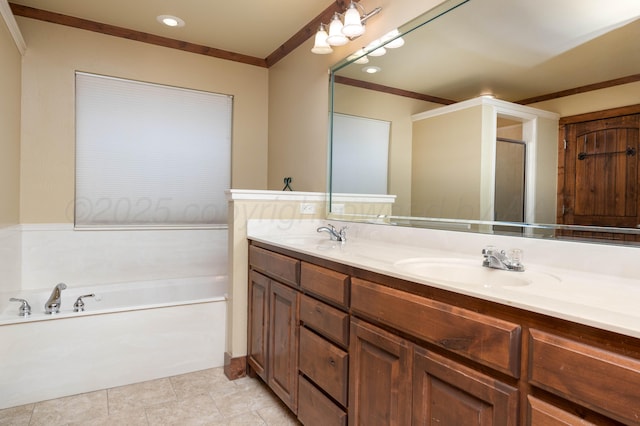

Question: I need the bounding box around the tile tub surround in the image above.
[0,225,21,293]
[247,219,640,339]
[17,224,227,290]
[0,367,299,425]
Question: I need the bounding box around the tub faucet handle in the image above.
[73,294,96,312]
[9,298,32,317]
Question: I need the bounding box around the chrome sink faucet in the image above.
[317,224,347,242]
[45,282,67,314]
[482,246,524,272]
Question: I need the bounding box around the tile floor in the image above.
[0,368,300,425]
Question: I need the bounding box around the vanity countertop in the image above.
[248,221,640,339]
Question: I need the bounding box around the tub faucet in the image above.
[317,224,347,242]
[45,282,67,314]
[73,294,96,312]
[482,246,524,272]
[9,298,32,317]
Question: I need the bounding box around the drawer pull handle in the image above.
[439,337,472,350]
[328,358,336,367]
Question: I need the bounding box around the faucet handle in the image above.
[9,298,32,317]
[73,294,96,312]
[338,225,348,241]
[482,245,495,256]
[508,248,523,265]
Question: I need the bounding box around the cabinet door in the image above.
[349,317,412,426]
[268,280,300,413]
[247,270,269,380]
[413,346,518,426]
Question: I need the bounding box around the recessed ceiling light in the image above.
[157,15,185,28]
[363,66,381,74]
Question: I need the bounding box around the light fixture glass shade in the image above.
[367,41,386,56]
[311,24,333,54]
[342,3,364,38]
[383,29,405,48]
[385,37,404,49]
[327,13,348,46]
[348,49,369,64]
[368,47,386,56]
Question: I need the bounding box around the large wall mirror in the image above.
[329,0,640,244]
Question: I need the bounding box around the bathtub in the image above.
[0,276,227,410]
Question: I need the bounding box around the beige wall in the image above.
[412,106,483,219]
[0,16,21,226]
[17,17,269,224]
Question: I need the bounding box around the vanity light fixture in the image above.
[311,1,382,54]
[157,14,185,28]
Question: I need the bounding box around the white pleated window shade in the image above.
[75,72,232,228]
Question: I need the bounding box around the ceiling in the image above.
[8,0,640,103]
[337,0,640,104]
[8,0,336,60]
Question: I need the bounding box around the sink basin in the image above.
[393,257,560,288]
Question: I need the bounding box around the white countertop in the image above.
[248,219,640,339]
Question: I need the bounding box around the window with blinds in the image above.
[75,72,232,228]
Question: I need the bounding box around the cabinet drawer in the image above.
[300,262,349,307]
[351,278,521,377]
[527,396,597,426]
[300,294,349,347]
[249,245,299,287]
[299,326,348,406]
[529,329,640,424]
[298,376,347,426]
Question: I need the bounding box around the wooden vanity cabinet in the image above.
[528,329,640,425]
[298,262,350,426]
[267,280,299,411]
[247,246,300,413]
[349,317,412,426]
[413,346,519,425]
[350,278,520,425]
[247,270,269,379]
[248,241,640,425]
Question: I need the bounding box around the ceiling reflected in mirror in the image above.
[334,0,640,105]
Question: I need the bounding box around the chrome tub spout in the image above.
[45,283,67,314]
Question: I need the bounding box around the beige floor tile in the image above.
[144,394,223,425]
[0,403,34,426]
[169,367,231,400]
[30,391,108,426]
[67,408,148,426]
[2,369,302,426]
[216,411,267,425]
[205,377,245,401]
[211,379,283,419]
[256,403,300,425]
[107,378,176,415]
